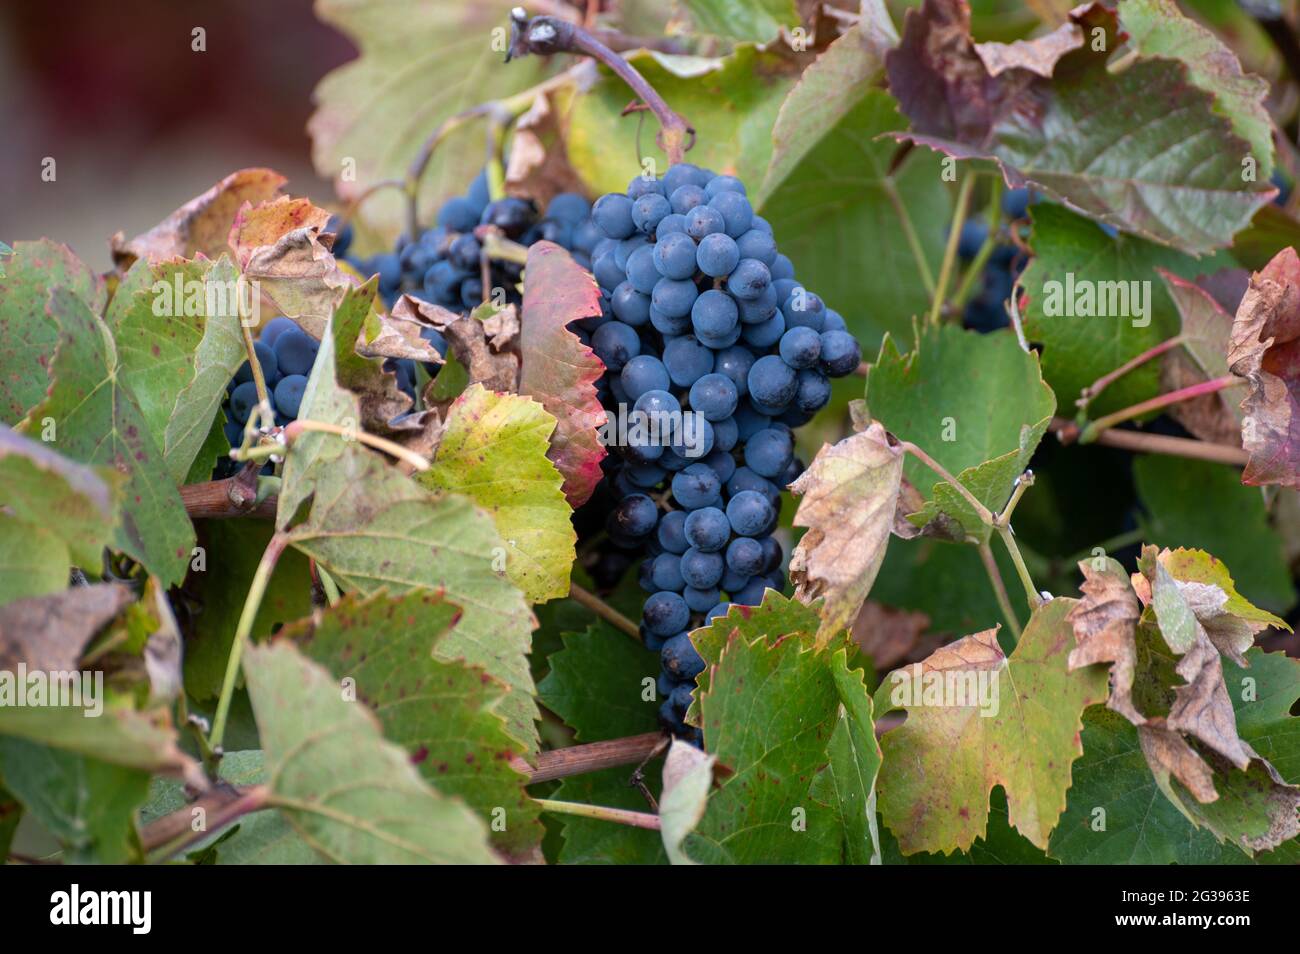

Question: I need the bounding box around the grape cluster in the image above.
[577,164,862,740]
[337,170,601,314]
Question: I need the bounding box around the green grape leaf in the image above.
[0,426,122,571]
[309,0,551,242]
[874,599,1109,854]
[562,46,799,197]
[517,241,607,509]
[887,0,1272,254]
[180,518,316,701]
[688,632,863,863]
[1020,203,1228,417]
[864,322,1055,541]
[17,287,194,586]
[419,384,575,604]
[111,168,286,266]
[789,420,905,644]
[679,0,799,43]
[758,30,951,342]
[879,788,1057,865]
[280,589,543,857]
[1135,457,1296,616]
[243,640,499,864]
[0,516,68,605]
[106,257,249,484]
[0,739,148,863]
[537,625,667,865]
[1051,649,1300,863]
[1118,0,1273,180]
[0,240,106,425]
[279,286,538,750]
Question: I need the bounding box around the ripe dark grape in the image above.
[574,164,862,742]
[274,374,308,419]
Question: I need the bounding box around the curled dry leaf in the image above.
[0,583,133,673]
[850,601,940,671]
[231,196,444,364]
[504,95,589,208]
[111,168,286,267]
[1227,247,1300,488]
[397,296,521,397]
[789,420,905,646]
[1157,270,1243,446]
[517,241,608,508]
[973,19,1084,78]
[1066,556,1143,725]
[658,738,715,866]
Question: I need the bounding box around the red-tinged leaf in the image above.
[110,168,286,267]
[1228,248,1300,487]
[518,241,607,508]
[1157,270,1244,446]
[885,0,1272,254]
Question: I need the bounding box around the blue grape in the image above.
[627,175,665,199]
[726,489,776,536]
[611,282,652,326]
[611,493,659,537]
[691,289,739,340]
[651,277,698,318]
[656,213,688,239]
[747,355,798,407]
[632,193,671,234]
[547,192,591,223]
[651,554,686,592]
[713,345,754,396]
[657,510,689,554]
[633,388,680,419]
[593,193,636,239]
[671,463,721,510]
[732,403,771,441]
[645,592,690,637]
[735,229,777,266]
[274,374,308,419]
[652,232,698,281]
[683,586,720,613]
[229,381,259,424]
[744,427,794,479]
[680,547,725,589]
[669,184,707,215]
[740,311,784,349]
[820,329,862,377]
[711,415,739,453]
[708,190,753,237]
[625,244,660,294]
[273,329,318,376]
[621,355,670,401]
[726,537,766,577]
[258,316,298,346]
[779,326,822,369]
[661,632,705,678]
[705,175,746,198]
[683,506,729,553]
[662,335,714,388]
[702,448,737,485]
[688,373,739,422]
[795,368,832,414]
[696,232,740,278]
[684,205,726,240]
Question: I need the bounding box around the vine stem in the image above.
[509,731,666,783]
[1077,333,1187,409]
[1079,375,1244,444]
[928,173,976,324]
[950,175,1002,311]
[210,532,289,752]
[143,785,270,863]
[900,442,995,526]
[238,322,272,417]
[534,798,662,830]
[569,583,641,641]
[977,542,1021,642]
[1051,417,1248,466]
[995,471,1033,528]
[282,419,432,472]
[997,524,1042,611]
[507,13,695,164]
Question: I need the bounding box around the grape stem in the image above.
[899,441,995,526]
[882,179,936,297]
[210,532,289,754]
[509,730,667,783]
[506,12,695,164]
[997,524,1043,611]
[238,321,273,420]
[1051,416,1249,466]
[1077,333,1187,411]
[949,175,1002,311]
[180,465,276,520]
[283,418,432,472]
[1078,375,1243,444]
[534,798,662,830]
[142,784,271,862]
[569,582,642,641]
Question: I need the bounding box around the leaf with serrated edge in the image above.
[0,240,106,424]
[875,599,1109,854]
[243,641,498,864]
[886,0,1272,254]
[518,241,607,508]
[18,288,194,585]
[789,420,904,645]
[111,168,285,267]
[864,322,1054,541]
[1227,247,1300,488]
[309,0,551,241]
[281,589,543,856]
[107,256,249,484]
[279,284,538,750]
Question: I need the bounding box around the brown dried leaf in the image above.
[111,168,286,267]
[0,584,133,673]
[789,421,905,646]
[1158,270,1243,446]
[974,21,1084,78]
[1138,721,1219,803]
[504,95,589,209]
[1066,556,1143,725]
[1228,248,1300,487]
[397,296,521,397]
